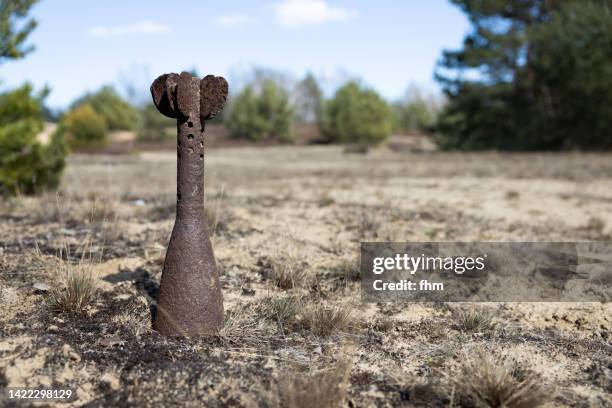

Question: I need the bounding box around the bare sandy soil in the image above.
[1,146,611,407]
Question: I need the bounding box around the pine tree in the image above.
[436,0,612,150]
[0,0,38,64]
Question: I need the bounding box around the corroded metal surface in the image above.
[150,71,228,337]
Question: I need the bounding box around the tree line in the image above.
[2,0,612,195]
[41,70,440,149]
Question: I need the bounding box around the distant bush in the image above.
[57,104,108,149]
[322,81,392,145]
[295,72,324,125]
[71,85,138,131]
[225,80,294,142]
[393,87,440,133]
[137,103,174,141]
[0,84,66,195]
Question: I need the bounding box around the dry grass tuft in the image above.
[452,307,496,333]
[329,258,361,282]
[259,253,311,290]
[259,295,354,337]
[297,302,354,337]
[388,369,447,407]
[49,265,96,314]
[266,358,352,408]
[456,351,551,408]
[259,295,303,335]
[112,311,149,336]
[47,244,97,315]
[218,303,271,345]
[372,316,396,333]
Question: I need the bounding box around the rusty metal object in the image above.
[150,71,228,337]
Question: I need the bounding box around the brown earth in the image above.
[0,146,611,407]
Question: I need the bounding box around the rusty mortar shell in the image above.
[150,71,228,337]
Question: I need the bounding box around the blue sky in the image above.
[0,0,470,108]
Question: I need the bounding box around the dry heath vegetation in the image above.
[1,148,611,406]
[454,351,551,408]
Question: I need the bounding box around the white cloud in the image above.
[274,0,353,28]
[216,14,253,27]
[89,21,171,38]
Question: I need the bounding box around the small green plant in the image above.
[57,103,108,149]
[0,84,66,195]
[322,81,392,145]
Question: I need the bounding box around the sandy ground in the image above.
[0,146,611,407]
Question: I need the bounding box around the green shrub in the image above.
[225,80,294,142]
[58,104,108,149]
[0,84,66,195]
[322,81,392,145]
[71,85,138,131]
[393,91,439,133]
[137,103,174,141]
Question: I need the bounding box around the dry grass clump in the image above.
[387,369,447,406]
[259,295,354,337]
[49,265,96,314]
[218,303,271,345]
[47,244,98,315]
[456,351,551,408]
[297,302,354,337]
[112,311,149,337]
[265,358,352,408]
[329,258,361,282]
[452,307,496,333]
[372,316,396,333]
[259,295,303,335]
[259,253,312,290]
